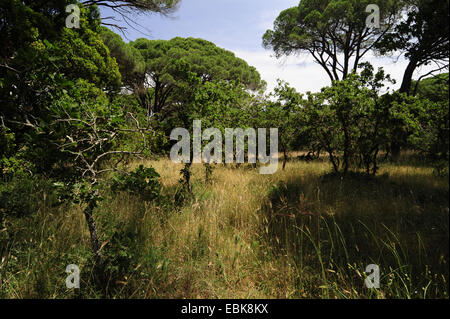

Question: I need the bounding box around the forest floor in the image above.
[1,155,448,298]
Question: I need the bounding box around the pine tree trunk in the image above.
[399,59,418,95]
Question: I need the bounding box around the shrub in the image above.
[0,174,58,219]
[111,165,161,202]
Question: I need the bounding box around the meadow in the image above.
[1,154,448,299]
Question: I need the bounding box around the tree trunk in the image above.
[182,149,194,195]
[342,127,350,175]
[83,199,103,265]
[371,148,379,176]
[205,162,213,183]
[328,151,339,173]
[183,162,192,194]
[399,59,418,95]
[390,142,401,163]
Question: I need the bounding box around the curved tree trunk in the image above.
[399,59,418,95]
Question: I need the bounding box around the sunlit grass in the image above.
[0,155,448,298]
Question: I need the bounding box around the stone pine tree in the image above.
[263,0,401,82]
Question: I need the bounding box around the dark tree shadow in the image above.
[258,171,449,297]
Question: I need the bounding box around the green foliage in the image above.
[100,27,145,90]
[1,1,121,176]
[0,175,39,219]
[111,165,161,202]
[55,25,121,91]
[127,37,263,115]
[158,67,258,194]
[132,36,262,90]
[303,65,416,174]
[407,75,449,175]
[414,73,449,101]
[99,226,143,288]
[1,1,121,111]
[265,81,304,150]
[0,127,33,178]
[174,78,253,131]
[376,0,449,93]
[0,127,15,159]
[41,80,124,180]
[0,174,59,219]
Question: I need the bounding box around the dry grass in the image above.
[0,156,448,298]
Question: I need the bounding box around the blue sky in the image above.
[102,0,297,51]
[100,0,433,94]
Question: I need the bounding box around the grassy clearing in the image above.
[0,156,448,298]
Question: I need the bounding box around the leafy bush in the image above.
[102,227,140,283]
[0,174,58,219]
[111,165,161,202]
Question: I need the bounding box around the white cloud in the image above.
[233,50,327,94]
[233,50,439,95]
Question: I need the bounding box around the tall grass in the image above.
[0,156,448,298]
